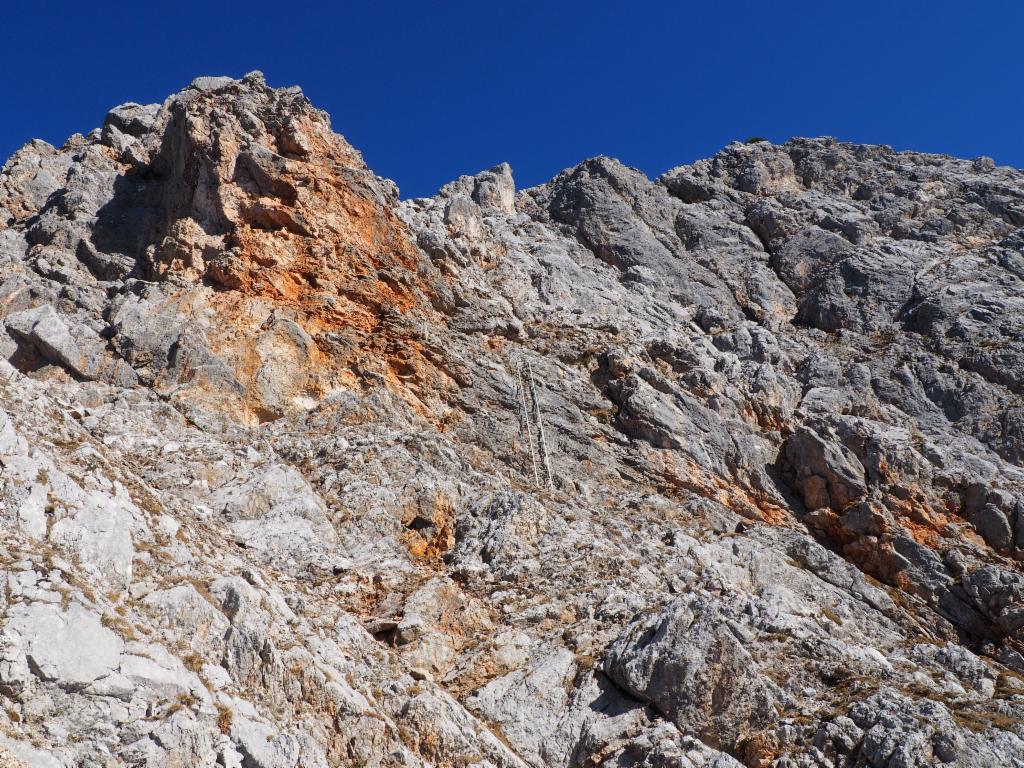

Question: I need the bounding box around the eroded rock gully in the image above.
[0,72,1022,767]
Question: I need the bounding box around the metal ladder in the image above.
[515,358,553,489]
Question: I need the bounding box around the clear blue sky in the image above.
[2,1,1021,199]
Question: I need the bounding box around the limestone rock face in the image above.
[3,72,446,428]
[7,603,124,689]
[2,75,1024,767]
[604,596,777,750]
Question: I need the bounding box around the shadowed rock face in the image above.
[1,74,1024,768]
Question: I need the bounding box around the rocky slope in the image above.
[0,72,1023,767]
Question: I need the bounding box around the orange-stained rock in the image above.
[97,73,452,426]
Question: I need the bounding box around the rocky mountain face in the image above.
[0,72,1023,768]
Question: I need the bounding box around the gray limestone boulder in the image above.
[604,596,777,752]
[207,464,337,573]
[7,603,123,690]
[783,426,869,512]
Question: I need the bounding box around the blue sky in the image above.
[2,1,1021,199]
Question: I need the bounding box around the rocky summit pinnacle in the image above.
[0,72,1023,767]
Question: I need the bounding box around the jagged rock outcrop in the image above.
[2,72,449,429]
[1,74,1023,767]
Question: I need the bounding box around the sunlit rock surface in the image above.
[0,73,1023,767]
